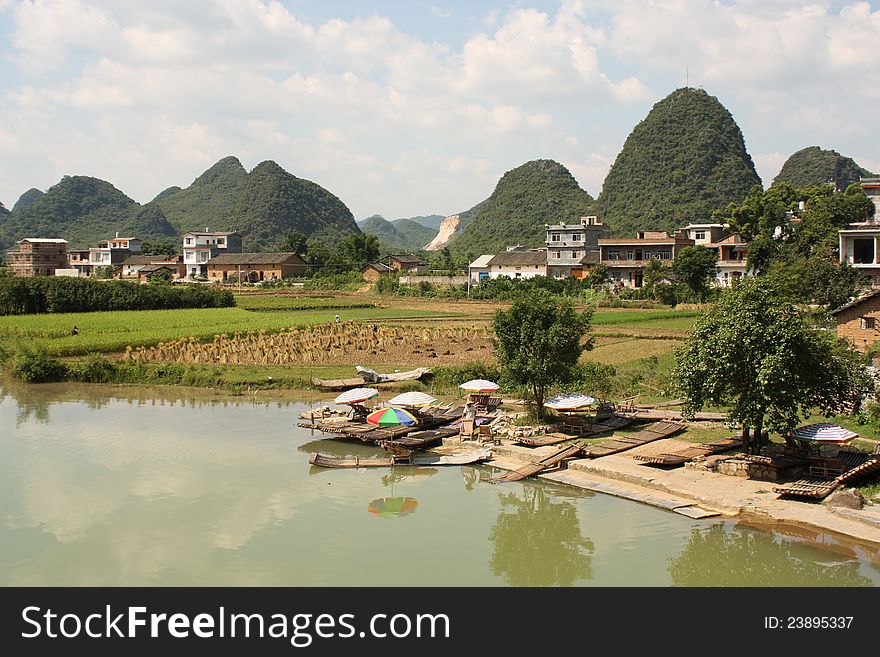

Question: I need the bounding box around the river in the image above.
[1,380,878,586]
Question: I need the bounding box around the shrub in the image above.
[11,346,68,383]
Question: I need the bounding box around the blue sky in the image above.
[1,1,878,220]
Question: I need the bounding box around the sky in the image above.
[0,0,879,220]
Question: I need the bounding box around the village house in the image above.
[598,231,695,288]
[830,288,880,352]
[182,231,243,278]
[837,178,880,286]
[467,255,494,286]
[206,252,307,283]
[5,238,68,277]
[545,215,611,279]
[709,232,750,287]
[116,254,184,280]
[360,262,393,282]
[136,264,178,283]
[485,247,548,280]
[63,233,143,276]
[385,254,428,273]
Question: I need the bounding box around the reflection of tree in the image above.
[461,467,478,492]
[489,484,594,586]
[669,525,872,587]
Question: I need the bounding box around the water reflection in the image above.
[368,497,418,519]
[668,525,874,586]
[489,483,595,586]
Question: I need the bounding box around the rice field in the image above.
[234,294,375,312]
[0,306,454,356]
[583,338,682,366]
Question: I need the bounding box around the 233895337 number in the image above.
[787,617,853,629]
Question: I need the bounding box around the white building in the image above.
[485,248,548,280]
[468,254,494,286]
[182,231,242,278]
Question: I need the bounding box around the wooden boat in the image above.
[311,367,432,391]
[308,448,493,469]
[633,436,743,466]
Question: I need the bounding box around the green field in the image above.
[591,309,702,327]
[234,294,375,312]
[0,306,453,356]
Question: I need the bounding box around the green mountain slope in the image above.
[0,202,9,227]
[773,146,875,190]
[598,87,761,235]
[396,214,444,231]
[151,186,182,204]
[0,176,177,250]
[359,215,437,251]
[227,160,359,250]
[12,188,44,214]
[156,156,248,232]
[450,159,595,256]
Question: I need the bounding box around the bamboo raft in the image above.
[486,443,586,484]
[774,448,880,500]
[581,421,687,459]
[378,426,462,454]
[633,436,744,466]
[309,448,493,469]
[311,367,432,391]
[513,415,634,447]
[297,411,461,444]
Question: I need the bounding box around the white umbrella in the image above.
[459,379,500,392]
[790,423,858,444]
[334,388,379,405]
[543,393,596,411]
[387,391,437,407]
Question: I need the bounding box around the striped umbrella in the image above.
[366,407,418,426]
[387,391,437,407]
[459,379,500,392]
[790,423,858,444]
[334,387,379,405]
[543,393,597,411]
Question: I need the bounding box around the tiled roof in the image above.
[208,252,306,265]
[487,251,547,266]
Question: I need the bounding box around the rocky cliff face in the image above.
[425,214,462,251]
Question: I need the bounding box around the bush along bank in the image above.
[0,275,234,315]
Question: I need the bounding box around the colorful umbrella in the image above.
[366,407,418,426]
[334,387,379,405]
[368,496,418,519]
[459,379,500,393]
[543,393,596,411]
[387,391,437,407]
[790,423,858,444]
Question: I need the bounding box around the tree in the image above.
[492,290,592,419]
[336,233,380,268]
[141,239,178,257]
[673,278,874,453]
[585,263,609,288]
[278,229,309,256]
[672,245,718,302]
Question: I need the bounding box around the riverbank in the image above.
[456,437,880,551]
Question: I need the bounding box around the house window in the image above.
[571,250,581,259]
[853,238,874,264]
[626,250,635,260]
[217,238,225,245]
[861,317,876,330]
[551,250,561,259]
[658,250,671,260]
[185,238,193,245]
[551,234,561,242]
[694,230,706,240]
[572,233,583,241]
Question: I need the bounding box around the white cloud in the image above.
[430,5,451,19]
[0,1,878,217]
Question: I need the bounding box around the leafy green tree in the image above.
[493,290,592,419]
[278,229,309,256]
[672,246,718,302]
[585,263,609,288]
[141,239,178,257]
[643,258,672,300]
[336,233,380,268]
[673,278,873,453]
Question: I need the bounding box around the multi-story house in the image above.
[117,254,184,280]
[709,233,750,287]
[545,215,611,279]
[837,179,880,287]
[6,238,69,277]
[65,233,143,276]
[598,231,695,288]
[182,231,242,278]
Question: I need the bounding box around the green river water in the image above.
[1,380,878,586]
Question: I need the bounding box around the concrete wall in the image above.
[399,275,468,285]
